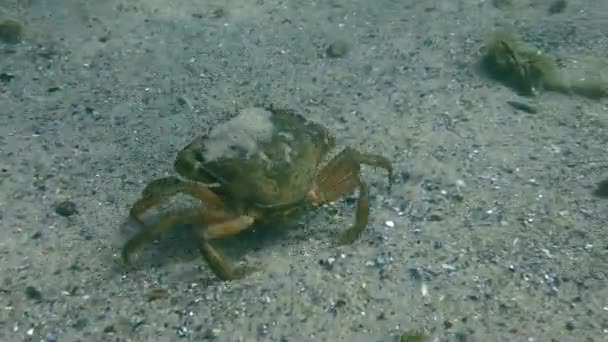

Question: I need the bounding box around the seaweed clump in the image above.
[400,330,431,342]
[479,32,563,96]
[479,31,608,99]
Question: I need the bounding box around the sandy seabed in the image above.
[1,1,607,341]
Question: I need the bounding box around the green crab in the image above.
[122,106,393,280]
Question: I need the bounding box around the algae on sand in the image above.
[479,31,608,99]
[400,330,432,342]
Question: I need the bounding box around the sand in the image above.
[1,0,607,341]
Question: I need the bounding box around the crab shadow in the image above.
[115,212,319,277]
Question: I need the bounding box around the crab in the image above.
[122,106,393,280]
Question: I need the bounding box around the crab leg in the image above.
[122,206,235,263]
[337,179,370,245]
[315,147,392,201]
[195,215,260,281]
[123,176,227,263]
[129,176,224,224]
[123,207,258,281]
[313,147,392,245]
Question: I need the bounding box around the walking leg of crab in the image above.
[129,176,225,224]
[196,215,262,280]
[338,179,370,245]
[122,206,236,263]
[312,147,393,244]
[316,147,393,200]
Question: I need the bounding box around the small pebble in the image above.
[210,7,226,18]
[55,200,78,217]
[0,72,14,83]
[319,256,336,270]
[548,0,567,14]
[507,100,538,114]
[492,0,513,10]
[441,263,457,271]
[72,317,88,330]
[420,283,428,297]
[325,40,349,58]
[0,19,23,44]
[145,288,169,301]
[384,220,395,227]
[177,326,189,337]
[427,213,443,221]
[25,286,43,301]
[593,179,608,198]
